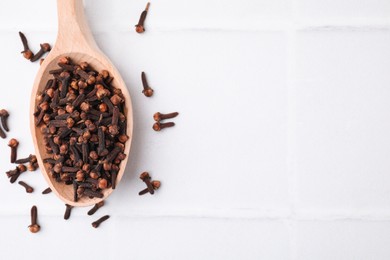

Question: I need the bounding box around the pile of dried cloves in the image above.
[34,57,129,202]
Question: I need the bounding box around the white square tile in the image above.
[0,1,57,31]
[295,220,390,260]
[113,0,292,31]
[113,217,289,260]
[0,215,113,260]
[296,0,390,21]
[295,31,390,210]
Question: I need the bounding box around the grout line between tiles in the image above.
[5,209,390,221]
[286,0,298,258]
[3,21,390,34]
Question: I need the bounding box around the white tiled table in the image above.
[0,1,390,259]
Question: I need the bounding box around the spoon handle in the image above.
[56,0,98,53]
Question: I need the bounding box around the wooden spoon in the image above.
[30,0,133,207]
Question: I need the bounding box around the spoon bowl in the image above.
[30,0,133,207]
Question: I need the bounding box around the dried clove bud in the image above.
[87,201,105,216]
[92,215,110,228]
[139,180,161,195]
[19,32,34,60]
[0,109,10,132]
[42,187,52,194]
[8,138,19,163]
[139,172,155,194]
[31,43,51,62]
[153,112,179,122]
[64,204,73,220]
[135,2,150,33]
[141,72,154,97]
[28,205,40,233]
[153,122,175,131]
[18,181,34,193]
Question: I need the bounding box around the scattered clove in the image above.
[8,138,19,163]
[6,164,27,183]
[31,43,51,62]
[141,72,154,97]
[28,205,40,233]
[0,109,9,132]
[139,180,161,195]
[64,204,73,220]
[27,162,39,171]
[19,32,34,60]
[87,201,105,216]
[18,181,34,193]
[0,124,6,139]
[15,154,36,164]
[153,122,175,131]
[42,187,52,194]
[92,215,110,228]
[153,112,179,122]
[135,2,150,33]
[139,172,155,194]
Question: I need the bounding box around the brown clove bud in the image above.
[31,43,51,62]
[0,109,10,132]
[28,205,40,233]
[18,181,34,193]
[64,204,73,220]
[19,32,34,60]
[92,215,110,228]
[139,180,161,195]
[42,187,52,194]
[153,112,179,122]
[153,122,175,131]
[87,201,105,216]
[15,154,36,164]
[27,162,39,172]
[8,138,19,163]
[135,2,150,33]
[141,71,154,97]
[139,172,155,194]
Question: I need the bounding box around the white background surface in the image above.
[0,0,390,259]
